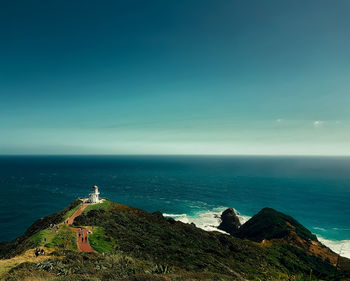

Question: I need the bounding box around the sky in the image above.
[1,0,350,155]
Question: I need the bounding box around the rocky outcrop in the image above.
[236,207,317,243]
[235,208,341,266]
[218,208,241,235]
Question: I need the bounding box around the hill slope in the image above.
[235,208,344,266]
[0,200,81,259]
[1,200,349,280]
[236,208,317,243]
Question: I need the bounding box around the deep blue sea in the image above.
[1,156,349,257]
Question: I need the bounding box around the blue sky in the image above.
[1,0,349,155]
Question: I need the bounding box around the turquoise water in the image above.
[1,156,349,256]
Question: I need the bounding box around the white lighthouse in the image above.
[89,185,100,204]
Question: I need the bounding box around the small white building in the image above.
[89,185,100,204]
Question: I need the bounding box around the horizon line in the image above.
[1,154,350,157]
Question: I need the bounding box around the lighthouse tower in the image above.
[89,185,100,204]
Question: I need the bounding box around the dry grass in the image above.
[4,271,53,281]
[0,247,54,280]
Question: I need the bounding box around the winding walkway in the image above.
[65,204,97,253]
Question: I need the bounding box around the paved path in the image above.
[71,227,96,253]
[65,204,97,253]
[64,204,88,225]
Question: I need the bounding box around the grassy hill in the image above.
[0,200,81,259]
[1,200,349,280]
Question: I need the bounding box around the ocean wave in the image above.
[236,213,251,225]
[162,213,189,222]
[332,227,350,231]
[164,209,227,233]
[313,226,326,231]
[163,207,251,234]
[317,236,350,259]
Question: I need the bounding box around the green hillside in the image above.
[1,200,349,280]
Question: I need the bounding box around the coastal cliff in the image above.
[217,208,241,235]
[1,200,349,280]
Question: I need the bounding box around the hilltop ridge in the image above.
[1,199,349,280]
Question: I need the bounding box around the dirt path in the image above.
[64,203,88,225]
[0,204,96,279]
[71,227,96,253]
[65,204,97,253]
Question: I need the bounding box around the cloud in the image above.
[313,120,324,127]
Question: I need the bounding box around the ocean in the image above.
[0,155,349,258]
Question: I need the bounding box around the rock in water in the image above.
[218,208,241,235]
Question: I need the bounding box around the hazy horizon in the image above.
[1,154,350,157]
[1,0,350,155]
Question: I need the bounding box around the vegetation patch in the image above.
[236,207,318,242]
[51,225,77,251]
[27,228,59,249]
[28,229,45,245]
[88,226,116,254]
[63,202,82,220]
[83,200,113,214]
[73,202,340,280]
[4,250,161,281]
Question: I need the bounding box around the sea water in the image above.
[0,155,349,258]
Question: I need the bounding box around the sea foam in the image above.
[317,236,350,259]
[163,207,250,234]
[163,208,227,233]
